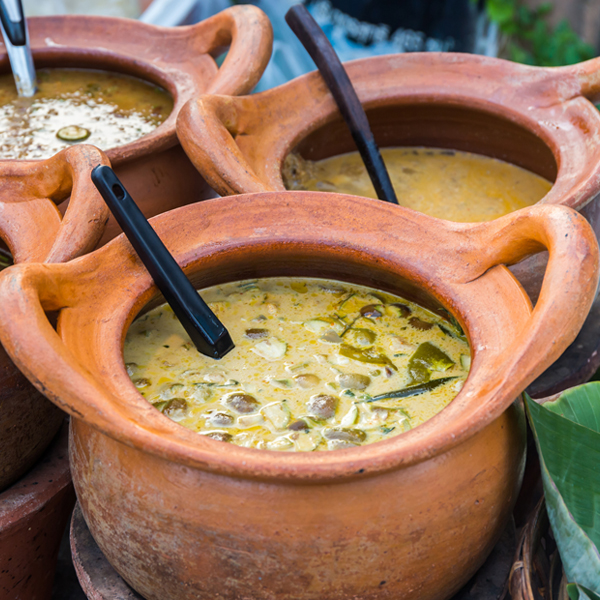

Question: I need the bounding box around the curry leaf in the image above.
[524,386,600,593]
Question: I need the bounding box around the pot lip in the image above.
[39,191,581,482]
[0,14,217,164]
[0,421,70,528]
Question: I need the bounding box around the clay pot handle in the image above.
[461,205,599,385]
[0,145,110,264]
[177,94,271,196]
[193,5,273,97]
[0,263,120,430]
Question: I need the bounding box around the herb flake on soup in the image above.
[0,68,173,159]
[124,278,471,451]
[282,147,552,223]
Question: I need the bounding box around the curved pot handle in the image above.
[0,145,110,264]
[177,94,271,196]
[0,263,121,431]
[456,205,599,388]
[193,5,273,97]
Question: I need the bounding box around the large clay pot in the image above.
[0,144,110,492]
[1,6,272,244]
[0,193,596,600]
[0,422,75,600]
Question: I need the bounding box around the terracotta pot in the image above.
[177,52,600,300]
[1,6,272,244]
[0,193,596,600]
[0,422,75,600]
[0,144,110,492]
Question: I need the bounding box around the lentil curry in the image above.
[282,148,552,222]
[124,278,470,452]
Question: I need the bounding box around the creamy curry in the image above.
[124,278,470,451]
[282,148,552,222]
[0,68,172,159]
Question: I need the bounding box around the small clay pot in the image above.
[0,193,596,600]
[0,144,110,493]
[0,422,75,600]
[0,6,273,244]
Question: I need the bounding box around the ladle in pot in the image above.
[91,166,234,359]
[285,4,398,205]
[0,0,35,97]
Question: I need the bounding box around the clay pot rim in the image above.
[0,7,272,165]
[178,51,600,212]
[1,191,595,482]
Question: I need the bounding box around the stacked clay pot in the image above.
[0,145,110,600]
[0,5,273,244]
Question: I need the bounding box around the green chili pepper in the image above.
[339,344,397,370]
[364,377,457,402]
[407,342,455,384]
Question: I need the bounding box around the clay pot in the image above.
[0,193,596,600]
[0,422,75,600]
[177,52,600,300]
[0,144,110,492]
[1,6,272,244]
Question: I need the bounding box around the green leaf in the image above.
[568,583,600,600]
[524,386,600,592]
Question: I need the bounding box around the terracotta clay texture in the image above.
[0,422,75,600]
[0,6,272,243]
[69,501,515,600]
[0,193,596,600]
[0,144,110,492]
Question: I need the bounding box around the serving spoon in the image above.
[285,4,398,205]
[91,165,234,359]
[0,0,36,97]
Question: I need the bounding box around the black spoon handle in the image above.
[285,4,398,205]
[91,165,234,360]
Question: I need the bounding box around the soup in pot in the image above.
[124,278,470,451]
[0,68,173,159]
[282,147,552,223]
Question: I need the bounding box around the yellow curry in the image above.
[124,278,470,451]
[282,147,552,222]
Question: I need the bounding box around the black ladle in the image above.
[91,165,234,360]
[285,4,398,205]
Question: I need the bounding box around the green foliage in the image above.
[483,0,595,66]
[568,583,600,600]
[524,385,600,592]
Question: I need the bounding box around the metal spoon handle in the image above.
[91,165,234,360]
[285,4,398,205]
[0,0,36,97]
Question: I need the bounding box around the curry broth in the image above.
[0,68,173,159]
[282,148,552,222]
[124,278,470,452]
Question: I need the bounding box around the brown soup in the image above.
[0,68,173,159]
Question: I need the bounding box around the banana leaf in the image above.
[568,583,600,600]
[524,384,600,593]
